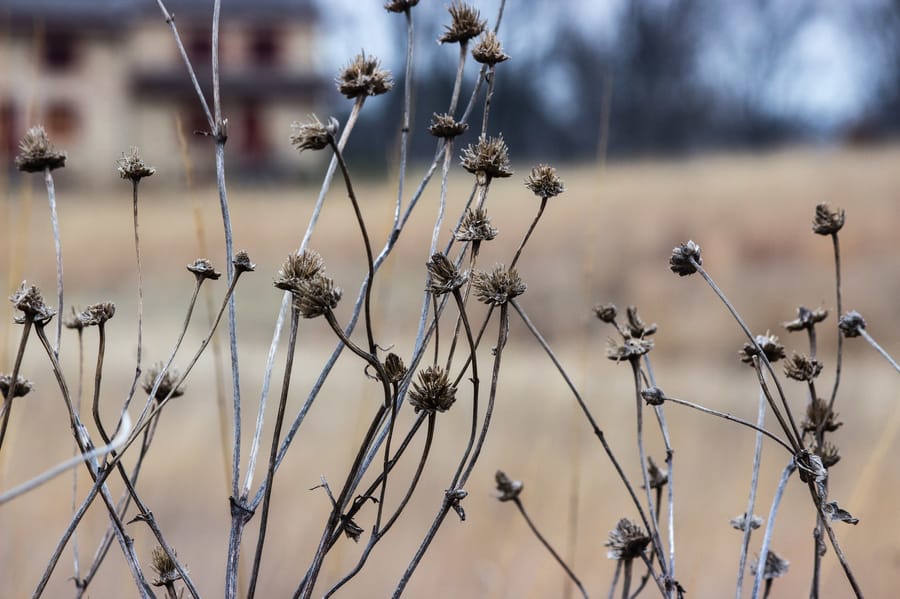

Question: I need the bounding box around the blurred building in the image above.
[0,0,325,184]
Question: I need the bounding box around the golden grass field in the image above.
[1,144,899,597]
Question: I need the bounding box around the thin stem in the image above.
[0,319,32,454]
[44,167,63,356]
[509,196,547,269]
[90,323,112,447]
[661,395,794,455]
[512,497,589,599]
[827,233,843,409]
[447,287,480,487]
[736,389,767,599]
[858,328,900,373]
[247,307,300,599]
[751,462,795,599]
[622,559,633,599]
[394,8,415,228]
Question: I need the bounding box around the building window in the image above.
[44,101,79,142]
[43,31,78,71]
[187,29,213,65]
[249,28,280,67]
[240,102,268,162]
[1,100,17,159]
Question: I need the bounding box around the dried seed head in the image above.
[384,0,419,12]
[142,362,184,403]
[382,352,407,384]
[290,115,339,152]
[150,546,184,587]
[669,240,702,276]
[0,373,33,399]
[605,518,651,561]
[293,274,342,319]
[116,146,155,181]
[812,202,844,235]
[524,164,564,199]
[77,302,116,327]
[460,135,512,180]
[494,470,523,501]
[801,397,842,435]
[233,250,256,273]
[822,500,859,525]
[187,258,221,281]
[408,365,457,414]
[593,303,618,324]
[336,52,393,99]
[342,515,364,542]
[274,250,325,293]
[472,31,509,65]
[625,305,657,338]
[738,333,786,366]
[751,551,789,580]
[15,125,66,172]
[454,207,498,242]
[645,456,668,490]
[838,311,866,338]
[813,440,841,468]
[428,112,469,139]
[783,352,823,382]
[439,2,486,44]
[730,513,763,531]
[427,252,466,295]
[607,337,654,362]
[10,282,55,326]
[471,265,526,306]
[641,386,666,406]
[784,305,828,332]
[63,307,84,331]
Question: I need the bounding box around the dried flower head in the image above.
[142,362,185,403]
[646,456,668,490]
[15,125,66,172]
[669,240,702,276]
[10,282,55,326]
[494,470,523,501]
[801,397,842,435]
[427,252,466,295]
[384,0,419,12]
[428,113,469,139]
[607,337,654,362]
[77,302,116,327]
[784,305,828,332]
[336,52,393,99]
[524,164,564,199]
[738,333,786,366]
[439,2,486,44]
[838,311,866,338]
[408,365,457,414]
[625,305,657,338]
[382,352,407,384]
[0,373,33,399]
[290,115,339,152]
[605,518,651,561]
[341,515,364,542]
[454,207,498,243]
[471,265,526,305]
[116,147,155,181]
[593,303,618,324]
[150,546,184,587]
[814,440,841,468]
[730,513,763,531]
[751,550,789,580]
[472,31,509,65]
[293,274,342,319]
[783,352,823,382]
[233,250,256,273]
[187,258,221,281]
[460,135,512,181]
[641,386,666,406]
[812,202,844,235]
[274,250,325,293]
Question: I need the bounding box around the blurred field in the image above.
[1,144,900,597]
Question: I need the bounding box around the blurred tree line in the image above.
[339,0,900,164]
